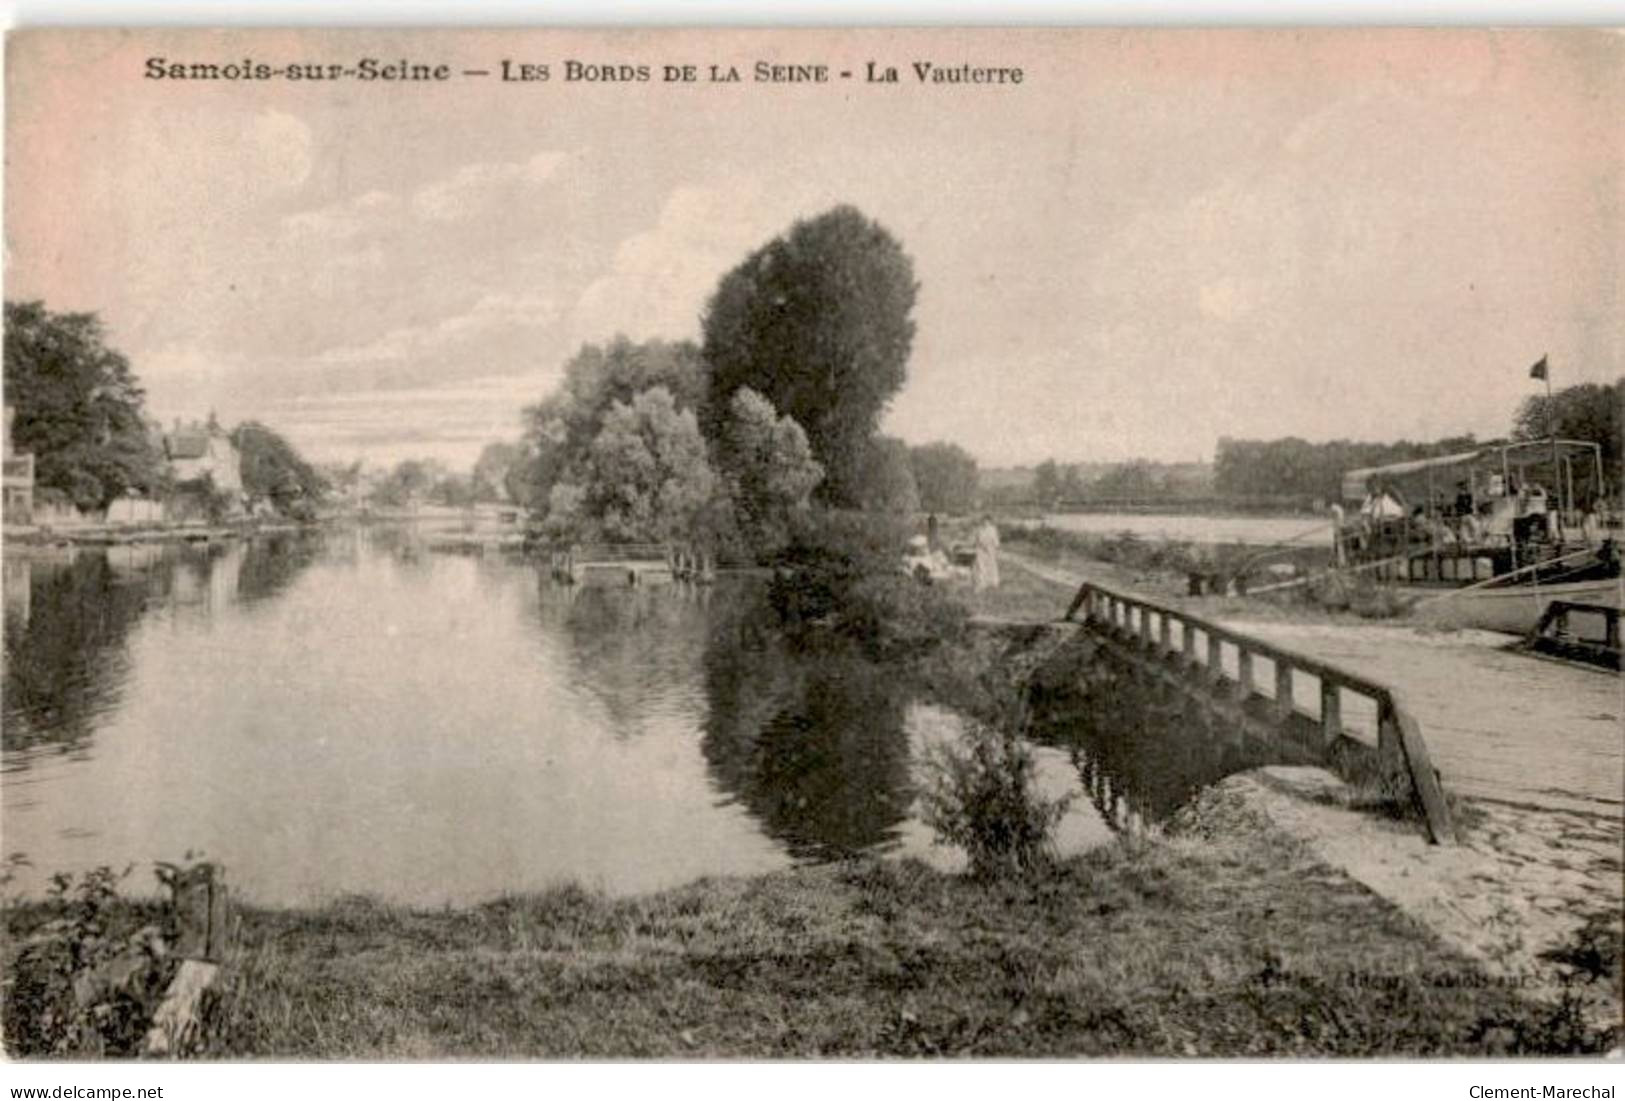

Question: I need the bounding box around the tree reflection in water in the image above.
[1030,646,1305,832]
[3,552,161,757]
[532,580,714,739]
[2,535,324,762]
[700,587,915,860]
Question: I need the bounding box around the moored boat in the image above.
[1334,439,1620,635]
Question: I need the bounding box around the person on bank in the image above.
[972,515,1001,592]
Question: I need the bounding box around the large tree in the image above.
[3,300,168,511]
[908,441,979,514]
[701,205,918,505]
[232,421,327,514]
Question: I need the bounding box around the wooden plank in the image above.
[1389,704,1457,845]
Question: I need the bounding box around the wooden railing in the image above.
[1063,580,1456,844]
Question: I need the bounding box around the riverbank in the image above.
[5,777,1615,1058]
[1,518,318,551]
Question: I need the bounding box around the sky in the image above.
[4,27,1621,471]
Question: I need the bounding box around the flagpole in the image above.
[1544,357,1561,518]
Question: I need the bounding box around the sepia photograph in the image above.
[0,25,1620,1065]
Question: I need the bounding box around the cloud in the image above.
[281,189,401,243]
[410,151,569,222]
[311,291,561,368]
[570,181,809,344]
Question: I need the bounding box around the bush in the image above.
[918,705,1071,880]
[4,866,173,1057]
[767,510,965,658]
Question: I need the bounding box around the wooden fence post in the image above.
[1274,661,1294,722]
[1236,648,1254,703]
[144,863,230,1057]
[1320,677,1342,747]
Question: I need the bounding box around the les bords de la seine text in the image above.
[142,56,1025,86]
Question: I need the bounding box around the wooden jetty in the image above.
[548,543,715,586]
[1062,579,1456,844]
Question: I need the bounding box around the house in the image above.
[162,418,244,522]
[164,419,243,494]
[2,405,35,526]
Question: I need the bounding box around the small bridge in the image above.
[1061,579,1456,844]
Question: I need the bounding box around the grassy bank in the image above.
[6,787,1616,1058]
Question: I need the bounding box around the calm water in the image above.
[2,528,1146,906]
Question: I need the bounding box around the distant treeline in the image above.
[1212,435,1483,503]
[993,380,1622,511]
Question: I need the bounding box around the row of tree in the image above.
[1024,458,1216,508]
[1212,381,1620,503]
[1011,380,1620,508]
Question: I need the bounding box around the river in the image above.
[3,527,1160,906]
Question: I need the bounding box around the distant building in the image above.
[164,419,243,494]
[2,405,35,526]
[163,418,244,522]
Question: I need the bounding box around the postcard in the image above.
[2,27,1620,1063]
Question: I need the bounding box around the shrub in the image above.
[767,510,965,658]
[918,705,1071,880]
[4,866,173,1057]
